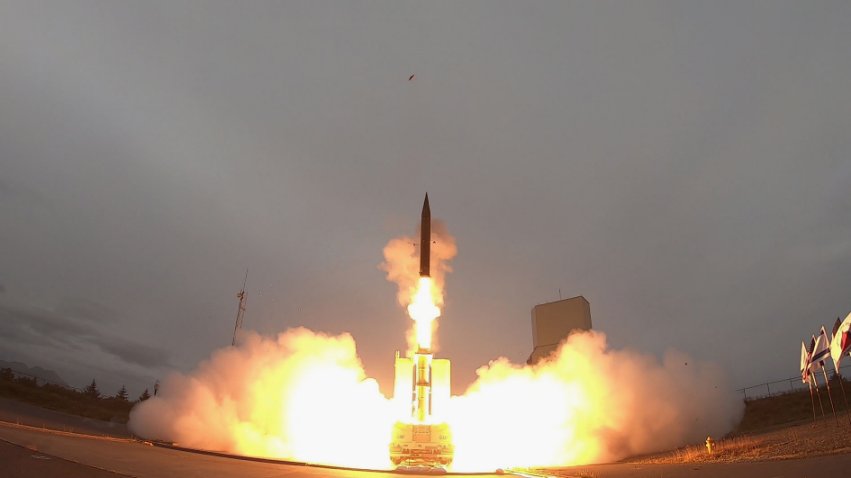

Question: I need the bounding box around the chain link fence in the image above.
[737,362,851,401]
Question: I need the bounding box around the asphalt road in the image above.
[0,438,128,478]
[0,421,489,478]
[4,420,851,478]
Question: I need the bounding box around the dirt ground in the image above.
[624,412,851,465]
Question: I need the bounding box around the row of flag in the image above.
[800,312,851,383]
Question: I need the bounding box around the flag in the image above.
[830,312,851,370]
[801,341,811,383]
[820,326,832,366]
[811,332,830,372]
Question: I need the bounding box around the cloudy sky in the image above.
[1,1,850,397]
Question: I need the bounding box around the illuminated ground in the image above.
[0,421,411,478]
[2,399,851,478]
[3,420,851,478]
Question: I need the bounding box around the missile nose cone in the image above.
[422,193,430,216]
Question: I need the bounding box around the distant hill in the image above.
[0,360,70,388]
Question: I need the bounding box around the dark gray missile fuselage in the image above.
[419,194,430,277]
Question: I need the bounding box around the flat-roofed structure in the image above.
[527,295,592,364]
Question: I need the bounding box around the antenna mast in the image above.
[231,268,248,346]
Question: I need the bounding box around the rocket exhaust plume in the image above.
[129,195,743,472]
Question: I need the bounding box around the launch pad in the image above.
[390,422,453,468]
[389,350,454,468]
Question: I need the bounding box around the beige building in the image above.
[527,295,592,364]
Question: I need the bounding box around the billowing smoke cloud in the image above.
[130,226,741,471]
[128,328,395,469]
[380,219,456,308]
[380,220,456,351]
[448,331,743,470]
[128,327,742,471]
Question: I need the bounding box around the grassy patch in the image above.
[735,379,851,434]
[621,378,851,465]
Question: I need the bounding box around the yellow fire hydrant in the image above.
[705,436,715,455]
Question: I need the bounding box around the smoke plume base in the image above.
[130,225,742,470]
[129,327,742,471]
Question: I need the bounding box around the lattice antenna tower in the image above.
[231,268,248,346]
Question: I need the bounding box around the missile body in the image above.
[417,193,432,421]
[419,194,431,277]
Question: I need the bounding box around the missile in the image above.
[419,193,431,277]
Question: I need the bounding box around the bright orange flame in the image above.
[407,277,440,351]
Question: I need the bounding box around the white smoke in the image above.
[447,330,743,470]
[129,227,742,471]
[128,328,395,469]
[380,219,456,352]
[128,327,742,471]
[380,218,457,308]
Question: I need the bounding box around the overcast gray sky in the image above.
[1,1,850,397]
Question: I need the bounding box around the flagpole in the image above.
[807,375,817,422]
[835,370,851,426]
[839,371,850,408]
[820,365,839,425]
[812,374,826,418]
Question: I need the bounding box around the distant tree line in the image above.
[0,368,153,423]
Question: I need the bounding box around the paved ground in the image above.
[0,438,128,478]
[5,419,851,478]
[0,421,488,478]
[2,398,850,477]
